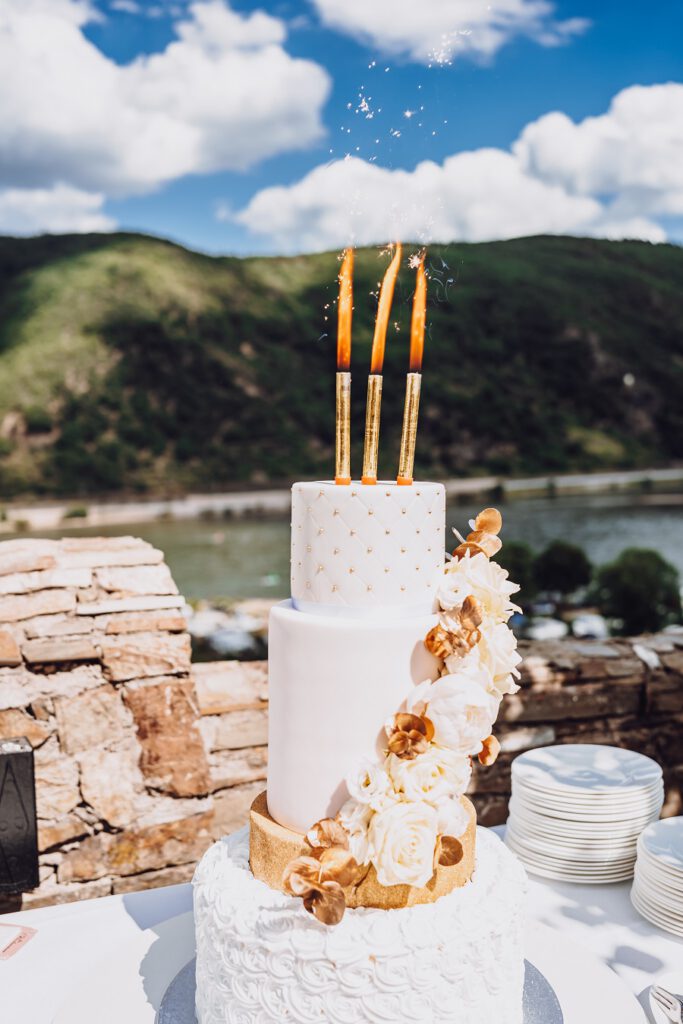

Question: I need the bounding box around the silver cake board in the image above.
[157,958,563,1023]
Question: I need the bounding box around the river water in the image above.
[35,491,683,601]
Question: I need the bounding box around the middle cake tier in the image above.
[267,600,441,833]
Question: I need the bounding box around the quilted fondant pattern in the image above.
[291,481,446,612]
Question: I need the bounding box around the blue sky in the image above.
[1,0,682,253]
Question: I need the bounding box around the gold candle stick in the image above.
[335,371,351,484]
[335,249,353,485]
[397,372,422,485]
[362,243,402,485]
[397,252,427,486]
[361,373,383,485]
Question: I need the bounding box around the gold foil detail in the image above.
[361,373,382,484]
[397,372,422,485]
[335,371,351,485]
[385,712,434,760]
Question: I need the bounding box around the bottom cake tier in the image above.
[193,826,527,1024]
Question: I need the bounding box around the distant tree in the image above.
[534,540,592,596]
[594,548,682,635]
[496,541,537,604]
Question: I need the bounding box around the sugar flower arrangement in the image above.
[283,508,521,925]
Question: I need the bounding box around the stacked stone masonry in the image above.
[0,536,681,910]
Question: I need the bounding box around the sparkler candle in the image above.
[335,249,353,485]
[362,243,402,485]
[397,253,426,486]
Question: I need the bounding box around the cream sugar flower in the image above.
[347,760,397,812]
[436,796,470,840]
[439,551,521,626]
[387,745,471,807]
[337,797,373,865]
[368,800,439,888]
[446,620,522,698]
[408,671,499,756]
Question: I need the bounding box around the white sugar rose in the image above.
[477,620,521,696]
[387,745,471,805]
[368,801,438,888]
[440,551,520,625]
[338,798,372,865]
[408,672,499,756]
[347,760,396,812]
[436,796,470,839]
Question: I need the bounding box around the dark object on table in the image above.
[0,737,39,893]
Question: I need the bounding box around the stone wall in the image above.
[0,535,681,910]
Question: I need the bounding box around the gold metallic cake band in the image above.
[361,374,383,485]
[335,371,351,485]
[249,791,476,909]
[397,372,422,485]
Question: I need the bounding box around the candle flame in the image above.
[409,253,427,373]
[370,242,402,374]
[337,248,353,371]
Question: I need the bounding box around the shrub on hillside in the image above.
[534,540,592,596]
[594,548,682,635]
[496,541,537,604]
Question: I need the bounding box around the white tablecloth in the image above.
[2,828,682,1023]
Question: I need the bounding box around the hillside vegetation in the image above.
[0,232,682,497]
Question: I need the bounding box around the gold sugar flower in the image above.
[385,712,435,760]
[283,818,364,925]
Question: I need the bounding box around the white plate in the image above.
[507,819,642,851]
[510,794,663,822]
[635,860,683,895]
[506,828,637,864]
[631,891,683,937]
[639,818,683,871]
[513,745,662,794]
[514,778,664,805]
[51,914,645,1024]
[510,788,664,815]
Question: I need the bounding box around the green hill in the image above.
[0,232,682,498]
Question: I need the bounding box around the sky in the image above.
[1,0,682,254]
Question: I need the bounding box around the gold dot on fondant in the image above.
[416,491,421,496]
[428,509,433,515]
[385,491,391,497]
[332,584,338,592]
[318,527,324,535]
[297,561,302,567]
[350,529,356,536]
[351,490,357,497]
[416,528,421,534]
[385,529,391,535]
[318,490,324,497]
[401,508,407,515]
[384,567,390,573]
[367,584,373,592]
[400,585,406,592]
[333,547,340,555]
[317,565,324,573]
[400,547,406,554]
[349,567,355,574]
[415,566,420,571]
[306,581,311,589]
[306,545,312,552]
[367,547,373,554]
[307,506,312,513]
[333,509,339,516]
[427,547,432,552]
[368,508,374,515]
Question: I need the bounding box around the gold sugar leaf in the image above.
[466,530,502,558]
[438,835,464,867]
[303,880,346,925]
[318,846,362,888]
[282,855,321,897]
[474,508,503,535]
[453,541,486,560]
[460,595,484,631]
[306,818,349,851]
[479,734,501,767]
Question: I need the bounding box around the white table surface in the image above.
[2,827,682,1024]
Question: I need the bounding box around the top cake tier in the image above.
[291,481,446,615]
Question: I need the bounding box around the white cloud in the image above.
[0,184,115,235]
[310,0,589,64]
[235,83,679,252]
[0,0,330,197]
[514,82,683,216]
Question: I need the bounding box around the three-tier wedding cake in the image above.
[193,248,527,1023]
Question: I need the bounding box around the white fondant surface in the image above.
[267,600,440,832]
[193,825,526,1024]
[291,481,445,614]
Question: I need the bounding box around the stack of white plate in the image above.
[631,817,683,936]
[506,744,664,883]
